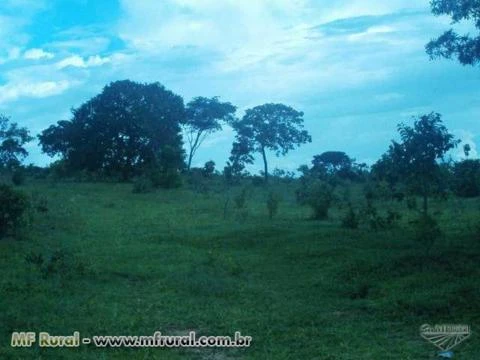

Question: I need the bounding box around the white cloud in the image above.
[0,80,73,104]
[23,48,54,60]
[55,55,111,69]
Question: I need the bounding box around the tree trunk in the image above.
[261,146,268,183]
[187,150,193,171]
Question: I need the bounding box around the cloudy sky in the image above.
[0,0,479,171]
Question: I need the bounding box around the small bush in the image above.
[341,205,359,229]
[412,214,442,253]
[132,176,154,193]
[298,181,334,220]
[11,168,26,186]
[203,161,216,177]
[0,184,29,238]
[266,191,281,219]
[234,187,248,209]
[25,249,87,279]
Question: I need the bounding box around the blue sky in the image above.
[0,0,479,172]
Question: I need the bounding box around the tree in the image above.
[426,0,480,65]
[0,115,33,168]
[184,97,236,170]
[230,103,311,182]
[38,80,185,181]
[452,159,480,197]
[378,112,459,214]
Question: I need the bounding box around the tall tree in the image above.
[426,0,480,65]
[0,115,33,168]
[376,112,459,214]
[183,97,236,170]
[39,80,185,180]
[231,103,311,182]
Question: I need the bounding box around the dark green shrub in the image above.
[132,176,154,193]
[0,184,29,238]
[234,187,248,209]
[297,181,334,220]
[412,214,442,253]
[11,168,26,186]
[341,205,359,229]
[266,191,281,219]
[452,159,480,197]
[203,161,215,177]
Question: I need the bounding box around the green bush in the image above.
[341,205,359,229]
[266,191,281,219]
[412,214,442,253]
[132,176,154,193]
[297,181,334,220]
[11,168,26,186]
[0,184,29,238]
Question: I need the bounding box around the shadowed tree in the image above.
[0,115,33,168]
[39,80,185,181]
[230,103,311,182]
[184,97,236,170]
[375,112,459,214]
[312,151,354,178]
[426,0,480,65]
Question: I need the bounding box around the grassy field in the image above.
[1,180,479,359]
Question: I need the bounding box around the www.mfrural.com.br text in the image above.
[11,331,252,348]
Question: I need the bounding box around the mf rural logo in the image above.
[420,324,471,357]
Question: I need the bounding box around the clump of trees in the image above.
[0,115,33,170]
[38,80,185,183]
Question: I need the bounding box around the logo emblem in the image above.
[420,324,471,352]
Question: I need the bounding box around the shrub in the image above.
[0,184,29,238]
[412,214,442,254]
[11,168,26,186]
[234,187,248,209]
[132,176,154,193]
[203,161,216,177]
[452,159,480,198]
[297,181,334,220]
[341,205,359,229]
[266,191,281,219]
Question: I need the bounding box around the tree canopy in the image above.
[426,0,480,65]
[230,103,311,182]
[374,112,459,213]
[0,115,33,168]
[38,80,185,180]
[184,96,236,170]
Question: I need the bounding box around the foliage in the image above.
[0,115,33,168]
[426,0,480,65]
[342,204,359,229]
[412,214,442,253]
[11,167,26,186]
[132,176,154,193]
[230,103,311,181]
[297,180,334,220]
[266,191,281,219]
[0,184,29,238]
[183,97,236,170]
[203,160,216,177]
[452,159,480,197]
[38,80,185,181]
[374,113,459,214]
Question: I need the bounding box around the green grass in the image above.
[1,180,479,359]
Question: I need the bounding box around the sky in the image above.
[0,0,479,172]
